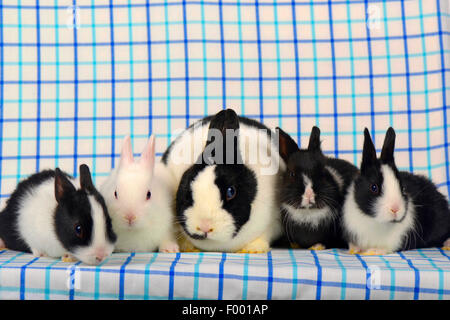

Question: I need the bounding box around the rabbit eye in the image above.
[370,184,379,194]
[114,190,118,199]
[289,171,296,178]
[146,190,151,200]
[74,224,83,238]
[226,186,236,201]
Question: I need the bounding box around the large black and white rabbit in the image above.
[162,109,285,253]
[276,126,358,250]
[342,127,450,255]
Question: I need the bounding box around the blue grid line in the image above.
[164,1,172,144]
[417,249,443,300]
[418,1,433,180]
[273,0,282,128]
[201,0,209,116]
[288,249,298,300]
[310,0,320,127]
[400,0,414,174]
[332,248,347,300]
[44,259,59,300]
[109,0,116,169]
[311,250,322,300]
[54,0,60,170]
[382,1,394,128]
[3,31,450,47]
[127,0,135,138]
[0,0,4,199]
[118,252,135,300]
[0,0,428,10]
[328,0,339,157]
[355,254,370,300]
[398,252,420,300]
[290,0,301,146]
[143,252,159,300]
[16,0,23,184]
[241,253,249,300]
[254,0,264,123]
[364,0,376,141]
[3,49,450,65]
[217,252,226,300]
[266,251,273,300]
[182,0,190,127]
[94,256,111,300]
[436,0,450,193]
[19,257,39,300]
[145,0,153,135]
[68,261,82,300]
[192,252,204,300]
[72,0,79,176]
[379,255,396,300]
[34,0,41,172]
[91,0,97,183]
[168,252,181,300]
[218,0,227,108]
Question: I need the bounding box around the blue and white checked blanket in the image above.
[0,0,449,299]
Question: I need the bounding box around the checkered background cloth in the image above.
[0,0,449,299]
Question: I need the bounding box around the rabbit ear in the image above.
[55,168,76,203]
[140,135,156,170]
[361,128,378,174]
[277,127,298,163]
[79,164,95,194]
[202,109,242,165]
[119,136,134,167]
[307,126,322,152]
[380,127,396,164]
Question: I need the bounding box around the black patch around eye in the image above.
[215,165,257,235]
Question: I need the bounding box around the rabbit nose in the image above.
[196,220,214,234]
[304,188,315,202]
[125,214,136,225]
[390,204,400,215]
[95,248,107,262]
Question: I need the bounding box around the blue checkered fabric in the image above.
[0,248,449,300]
[0,0,449,299]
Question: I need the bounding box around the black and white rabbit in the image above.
[0,164,117,265]
[276,126,358,250]
[163,109,284,253]
[342,127,450,255]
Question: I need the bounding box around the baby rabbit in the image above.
[277,126,358,250]
[0,164,117,265]
[100,135,179,253]
[342,127,450,255]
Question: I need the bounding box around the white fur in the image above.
[17,176,114,264]
[325,166,344,191]
[100,136,179,253]
[342,181,415,253]
[165,118,284,252]
[282,204,333,230]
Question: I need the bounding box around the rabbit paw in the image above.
[360,248,388,256]
[442,239,450,251]
[0,238,6,250]
[31,248,47,258]
[309,243,326,251]
[290,242,300,249]
[348,243,362,255]
[159,241,180,253]
[236,238,270,254]
[61,253,78,263]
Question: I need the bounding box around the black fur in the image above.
[175,109,261,240]
[276,126,358,249]
[349,127,450,250]
[0,165,116,254]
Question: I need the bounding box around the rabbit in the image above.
[162,109,285,253]
[275,126,358,250]
[100,135,179,253]
[0,164,117,265]
[342,127,450,255]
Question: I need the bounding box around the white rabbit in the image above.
[100,135,179,253]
